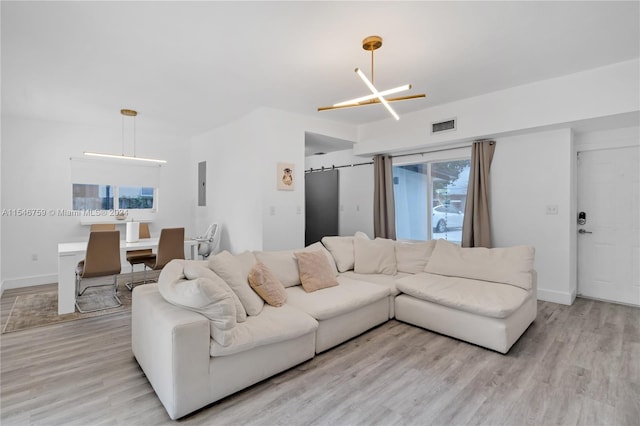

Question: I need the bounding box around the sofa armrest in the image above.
[531,269,538,295]
[132,284,211,420]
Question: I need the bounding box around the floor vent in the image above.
[432,118,456,134]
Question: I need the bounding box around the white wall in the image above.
[355,59,639,155]
[491,128,576,304]
[491,125,640,305]
[305,149,374,238]
[575,126,640,152]
[191,108,357,253]
[1,116,193,289]
[190,111,265,253]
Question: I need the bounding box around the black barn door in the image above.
[305,170,339,246]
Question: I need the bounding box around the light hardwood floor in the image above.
[1,284,639,425]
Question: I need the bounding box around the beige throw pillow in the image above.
[354,238,397,275]
[248,262,287,307]
[294,250,339,293]
[304,242,339,276]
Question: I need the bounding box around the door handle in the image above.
[578,229,593,234]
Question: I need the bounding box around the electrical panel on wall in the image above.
[198,161,206,206]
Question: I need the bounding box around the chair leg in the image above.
[125,263,135,291]
[75,274,122,314]
[113,274,122,305]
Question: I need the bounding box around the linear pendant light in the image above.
[318,35,426,120]
[84,109,167,164]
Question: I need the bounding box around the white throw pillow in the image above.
[321,236,355,272]
[183,262,247,323]
[424,239,535,290]
[209,251,265,316]
[395,240,436,274]
[158,259,238,347]
[354,238,397,275]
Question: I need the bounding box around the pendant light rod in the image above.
[333,83,411,107]
[318,93,426,111]
[83,151,167,164]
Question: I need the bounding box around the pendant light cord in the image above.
[121,114,125,156]
[133,114,136,158]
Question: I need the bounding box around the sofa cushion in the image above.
[248,261,287,307]
[294,250,339,293]
[354,231,371,240]
[395,240,436,274]
[253,243,338,288]
[235,251,257,278]
[158,260,238,347]
[424,239,535,290]
[183,261,247,323]
[209,251,264,316]
[210,304,318,357]
[396,273,531,319]
[254,250,301,287]
[354,238,397,275]
[286,276,389,321]
[321,236,355,272]
[340,271,411,296]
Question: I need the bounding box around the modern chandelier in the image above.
[84,109,167,164]
[318,35,425,120]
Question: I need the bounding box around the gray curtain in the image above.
[373,154,396,240]
[462,140,496,248]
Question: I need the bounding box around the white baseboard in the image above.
[2,274,58,291]
[537,287,576,305]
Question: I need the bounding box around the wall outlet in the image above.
[31,253,38,261]
[545,205,559,215]
[296,205,302,215]
[269,206,276,216]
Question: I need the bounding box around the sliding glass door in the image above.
[393,157,470,243]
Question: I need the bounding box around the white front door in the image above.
[577,146,640,306]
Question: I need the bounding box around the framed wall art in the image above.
[277,162,295,191]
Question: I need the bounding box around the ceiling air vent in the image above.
[431,118,456,134]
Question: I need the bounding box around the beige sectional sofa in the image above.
[132,237,536,420]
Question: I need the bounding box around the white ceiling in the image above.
[2,1,639,137]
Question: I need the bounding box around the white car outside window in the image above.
[432,205,464,233]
